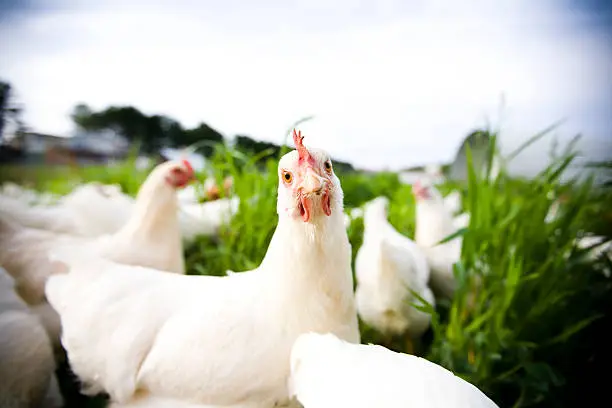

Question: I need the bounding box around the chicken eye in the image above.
[282,171,293,184]
[324,160,333,174]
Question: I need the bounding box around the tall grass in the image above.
[419,133,611,407]
[0,127,610,407]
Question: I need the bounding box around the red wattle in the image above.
[300,196,312,222]
[322,192,331,216]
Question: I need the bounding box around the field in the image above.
[2,132,611,408]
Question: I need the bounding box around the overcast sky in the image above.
[1,0,611,172]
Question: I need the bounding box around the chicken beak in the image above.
[298,167,332,222]
[301,167,326,195]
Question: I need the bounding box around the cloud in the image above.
[1,0,610,171]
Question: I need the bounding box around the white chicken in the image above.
[0,266,63,408]
[412,179,464,299]
[0,181,133,237]
[0,182,58,206]
[343,206,364,229]
[45,129,360,408]
[288,332,499,408]
[453,212,471,230]
[355,196,434,354]
[177,176,233,204]
[0,159,195,356]
[1,171,236,243]
[0,194,78,236]
[443,190,462,215]
[179,196,241,241]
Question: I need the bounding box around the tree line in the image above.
[0,79,356,171]
[71,103,354,171]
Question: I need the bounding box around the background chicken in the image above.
[1,167,236,243]
[0,180,133,237]
[412,179,465,299]
[0,182,58,206]
[443,190,462,215]
[45,131,360,407]
[0,159,195,356]
[355,196,434,354]
[0,266,63,408]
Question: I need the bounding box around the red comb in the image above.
[293,129,313,164]
[181,159,194,175]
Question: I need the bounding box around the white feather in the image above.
[288,332,499,408]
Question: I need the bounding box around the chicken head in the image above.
[277,129,343,223]
[412,179,442,202]
[164,159,195,189]
[204,176,234,201]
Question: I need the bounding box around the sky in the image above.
[1,0,611,173]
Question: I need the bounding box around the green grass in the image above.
[1,128,611,408]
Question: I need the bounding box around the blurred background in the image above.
[1,1,611,408]
[1,0,611,175]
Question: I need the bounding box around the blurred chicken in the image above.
[343,206,364,229]
[412,179,464,298]
[45,130,360,407]
[204,176,234,201]
[0,159,195,355]
[0,182,58,206]
[0,267,63,408]
[0,181,132,237]
[179,196,241,241]
[355,196,434,354]
[574,234,612,277]
[453,212,471,230]
[1,174,235,243]
[443,190,462,215]
[288,332,499,408]
[177,175,233,204]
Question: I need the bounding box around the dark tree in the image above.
[71,104,226,155]
[0,80,25,141]
[68,103,355,168]
[179,123,224,157]
[235,134,282,161]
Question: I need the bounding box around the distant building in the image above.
[69,129,130,157]
[3,129,130,165]
[449,130,500,181]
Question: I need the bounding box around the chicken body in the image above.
[355,197,434,343]
[288,332,499,408]
[443,190,462,215]
[179,196,240,241]
[0,267,63,408]
[0,182,131,237]
[0,160,193,354]
[45,134,360,407]
[0,177,236,243]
